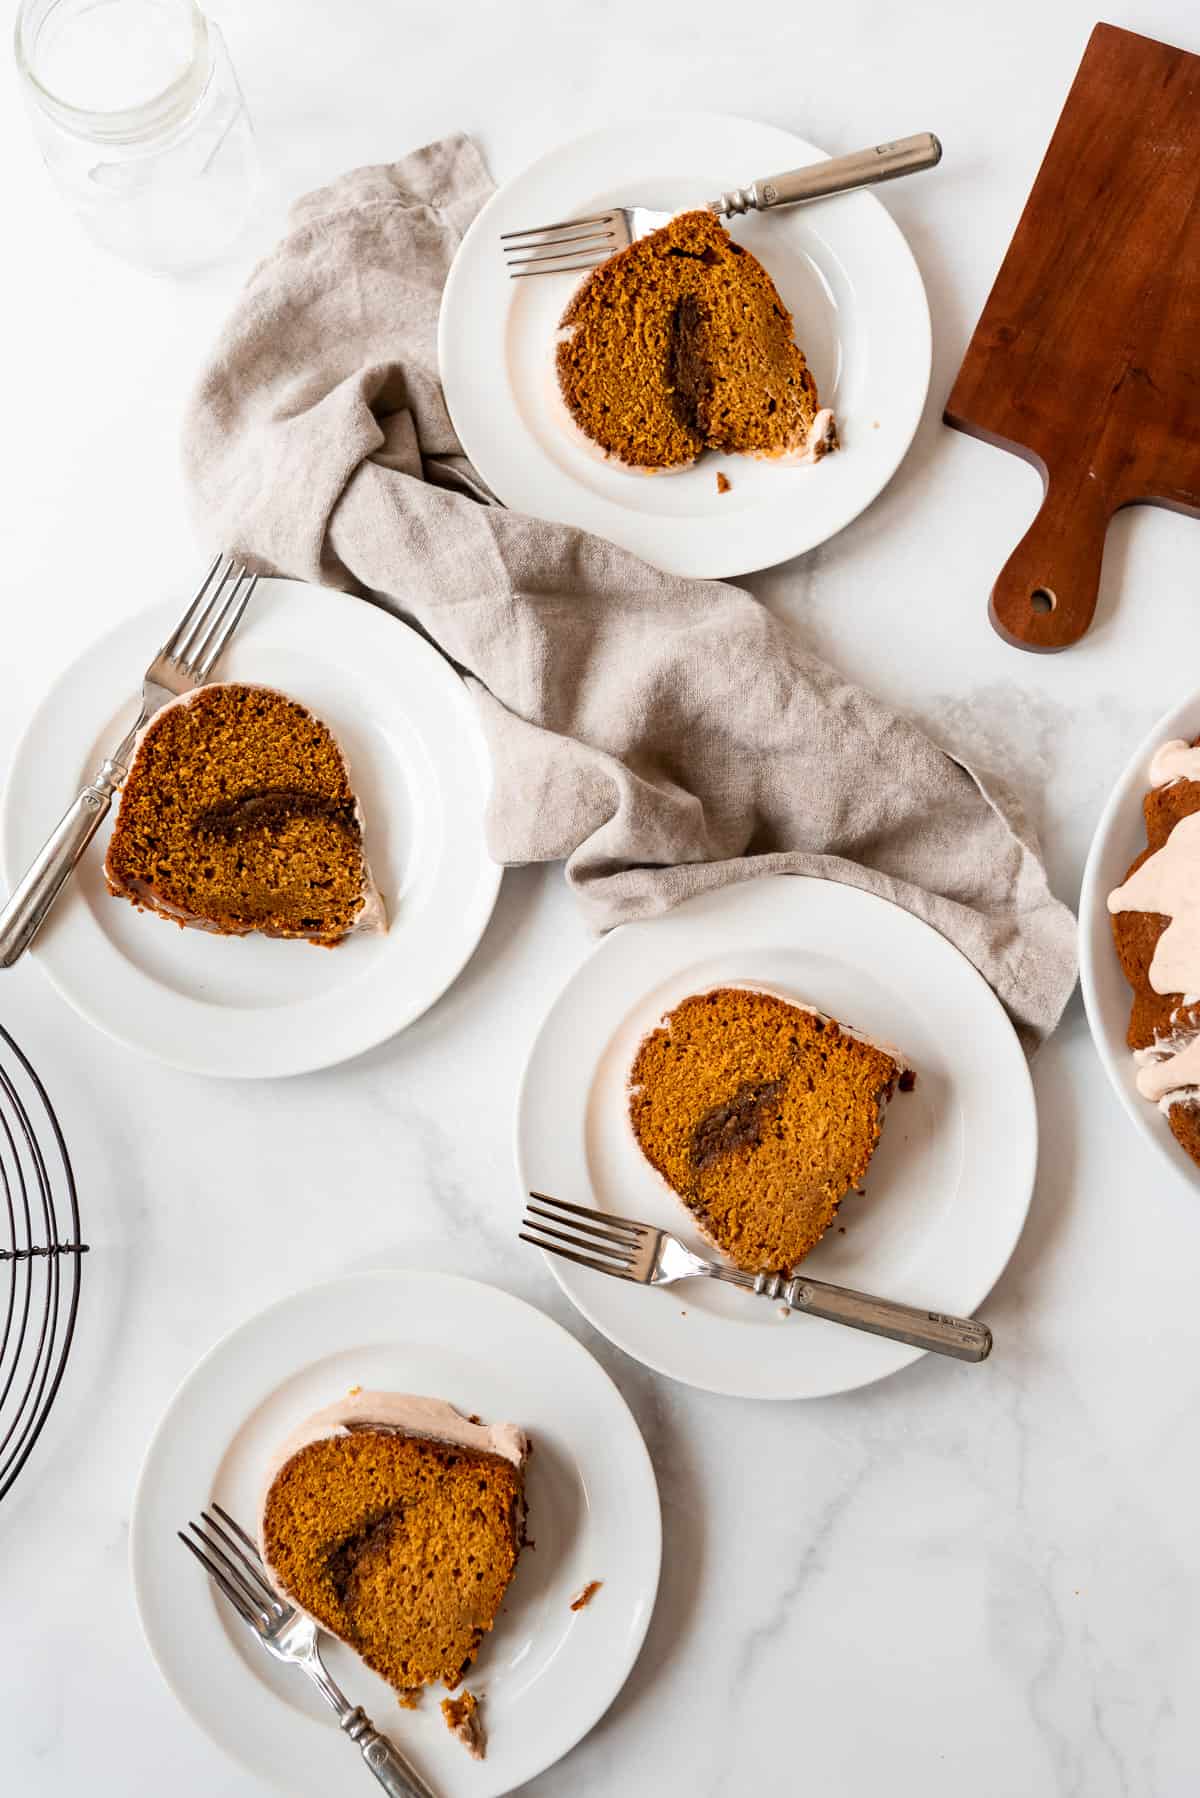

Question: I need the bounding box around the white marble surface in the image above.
[3,1,1200,1793]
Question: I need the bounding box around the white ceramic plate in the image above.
[439,113,931,580]
[1,579,501,1078]
[1080,688,1200,1192]
[131,1271,660,1798]
[516,876,1035,1399]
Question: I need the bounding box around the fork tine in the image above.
[506,245,613,268]
[211,1501,263,1561]
[500,211,615,239]
[521,1219,635,1264]
[504,230,617,258]
[191,568,258,679]
[526,1201,643,1251]
[184,1519,272,1624]
[519,1231,635,1278]
[528,1191,648,1237]
[160,553,231,660]
[178,1529,265,1630]
[171,560,238,666]
[510,259,607,280]
[200,1507,281,1611]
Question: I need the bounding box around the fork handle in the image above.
[342,1707,438,1798]
[749,1270,991,1362]
[0,758,126,968]
[712,132,942,216]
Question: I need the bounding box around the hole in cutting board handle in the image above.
[1030,587,1057,614]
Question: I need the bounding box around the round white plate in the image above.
[1080,688,1200,1192]
[131,1270,660,1798]
[1,579,501,1077]
[439,112,931,580]
[516,876,1035,1399]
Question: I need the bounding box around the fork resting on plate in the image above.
[181,1502,436,1798]
[521,1191,992,1363]
[501,132,941,276]
[0,553,257,968]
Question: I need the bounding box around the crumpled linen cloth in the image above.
[183,132,1077,1049]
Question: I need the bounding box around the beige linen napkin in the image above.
[183,133,1077,1049]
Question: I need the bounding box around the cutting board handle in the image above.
[990,468,1111,651]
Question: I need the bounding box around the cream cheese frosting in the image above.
[1149,738,1200,788]
[1109,775,1200,1107]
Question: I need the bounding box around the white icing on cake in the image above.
[1109,751,1200,1109]
[1149,738,1200,788]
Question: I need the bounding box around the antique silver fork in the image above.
[0,554,257,967]
[501,132,941,277]
[180,1503,436,1798]
[521,1191,991,1362]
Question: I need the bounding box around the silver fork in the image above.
[501,132,941,277]
[0,554,257,967]
[521,1191,992,1363]
[180,1503,436,1798]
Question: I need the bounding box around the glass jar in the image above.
[14,0,258,272]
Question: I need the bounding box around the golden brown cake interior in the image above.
[104,683,376,947]
[1110,742,1200,1166]
[628,988,905,1273]
[261,1430,525,1696]
[556,209,833,471]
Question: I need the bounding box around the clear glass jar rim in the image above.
[14,0,211,144]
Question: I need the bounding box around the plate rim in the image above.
[514,873,1036,1399]
[1079,684,1200,1191]
[129,1267,663,1798]
[438,109,932,580]
[0,579,503,1079]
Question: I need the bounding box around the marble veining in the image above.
[6,2,1200,1795]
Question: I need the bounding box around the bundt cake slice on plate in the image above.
[628,986,909,1273]
[1109,735,1200,1167]
[556,209,836,472]
[259,1393,528,1705]
[104,682,384,947]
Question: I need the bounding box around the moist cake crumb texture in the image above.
[261,1429,525,1696]
[628,987,906,1273]
[104,682,375,947]
[556,209,833,471]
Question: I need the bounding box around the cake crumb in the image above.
[347,1384,362,1396]
[898,1069,917,1092]
[441,1691,485,1760]
[570,1580,603,1612]
[397,1688,421,1711]
[716,471,731,494]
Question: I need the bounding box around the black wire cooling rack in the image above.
[0,1024,87,1504]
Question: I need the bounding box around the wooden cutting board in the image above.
[944,22,1200,651]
